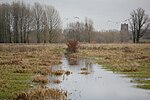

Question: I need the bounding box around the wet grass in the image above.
[32,75,48,84]
[80,71,90,75]
[52,79,62,84]
[65,70,72,75]
[81,67,88,70]
[52,70,65,76]
[34,66,51,75]
[1,43,150,99]
[0,44,64,99]
[13,86,67,100]
[76,43,150,89]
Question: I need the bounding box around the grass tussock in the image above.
[32,75,48,84]
[34,66,51,75]
[65,70,72,75]
[67,55,78,65]
[14,68,29,73]
[52,79,62,84]
[81,67,88,71]
[13,86,67,100]
[52,70,65,76]
[80,71,90,75]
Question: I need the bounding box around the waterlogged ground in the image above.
[47,56,150,100]
[0,44,150,99]
[77,44,150,89]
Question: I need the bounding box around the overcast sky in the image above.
[1,0,150,31]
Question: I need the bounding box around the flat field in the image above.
[0,43,150,99]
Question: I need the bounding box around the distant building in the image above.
[120,23,130,42]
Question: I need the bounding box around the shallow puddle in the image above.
[47,56,150,100]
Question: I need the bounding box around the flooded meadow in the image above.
[48,55,150,100]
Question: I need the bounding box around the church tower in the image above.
[120,23,129,42]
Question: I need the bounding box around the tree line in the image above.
[0,1,149,43]
[64,17,94,43]
[64,20,129,43]
[0,1,61,43]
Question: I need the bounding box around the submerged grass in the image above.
[76,43,150,89]
[52,70,65,76]
[80,71,90,75]
[81,67,88,71]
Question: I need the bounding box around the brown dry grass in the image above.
[65,70,72,75]
[81,67,88,71]
[34,66,51,75]
[0,44,64,99]
[77,43,150,89]
[52,70,65,76]
[13,86,67,100]
[52,79,62,84]
[78,44,150,72]
[80,71,90,75]
[32,75,48,84]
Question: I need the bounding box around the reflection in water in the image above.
[67,56,79,65]
[47,56,150,100]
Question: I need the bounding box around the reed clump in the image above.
[13,86,67,100]
[80,71,90,75]
[81,67,88,71]
[52,70,65,76]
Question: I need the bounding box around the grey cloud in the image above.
[0,0,150,30]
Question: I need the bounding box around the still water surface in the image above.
[47,56,150,100]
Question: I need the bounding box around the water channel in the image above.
[47,56,150,100]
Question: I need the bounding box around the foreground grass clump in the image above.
[52,79,62,84]
[65,70,72,75]
[34,66,51,75]
[77,44,150,89]
[52,70,65,76]
[32,75,48,84]
[80,71,90,75]
[81,67,88,71]
[13,86,67,100]
[0,44,63,99]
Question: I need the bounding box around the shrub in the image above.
[66,40,78,53]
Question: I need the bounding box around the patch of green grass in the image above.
[0,72,32,99]
[136,84,150,90]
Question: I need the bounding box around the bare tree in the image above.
[11,2,21,43]
[129,8,150,43]
[85,17,94,43]
[23,4,34,43]
[64,21,85,42]
[32,3,44,43]
[0,1,62,43]
[64,18,94,43]
[44,6,61,43]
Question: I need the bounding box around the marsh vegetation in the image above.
[0,44,66,99]
[77,44,150,89]
[0,43,150,99]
